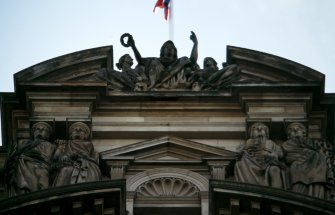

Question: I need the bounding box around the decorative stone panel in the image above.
[136,177,199,198]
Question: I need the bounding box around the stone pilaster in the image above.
[126,191,135,215]
[200,191,209,215]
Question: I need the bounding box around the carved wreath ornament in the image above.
[120,33,132,47]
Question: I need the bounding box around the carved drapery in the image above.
[52,121,101,187]
[89,32,241,92]
[232,121,335,200]
[282,122,334,199]
[234,122,287,189]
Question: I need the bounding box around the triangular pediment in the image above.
[134,146,202,161]
[100,135,235,162]
[156,155,181,160]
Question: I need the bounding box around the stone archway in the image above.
[126,168,209,215]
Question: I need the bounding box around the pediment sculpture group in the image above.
[87,32,241,91]
[4,120,335,200]
[235,122,335,200]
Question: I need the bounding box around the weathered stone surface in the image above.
[1,35,335,215]
[282,122,333,199]
[5,121,55,196]
[52,122,101,186]
[234,122,287,189]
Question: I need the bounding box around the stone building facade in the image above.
[0,35,335,214]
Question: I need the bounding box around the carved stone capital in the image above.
[207,161,230,180]
[107,161,129,179]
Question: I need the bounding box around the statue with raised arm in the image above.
[5,122,55,196]
[234,122,287,188]
[282,122,333,199]
[121,31,199,90]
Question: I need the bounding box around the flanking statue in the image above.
[282,122,334,199]
[190,57,241,91]
[234,122,287,188]
[5,122,55,196]
[116,54,148,91]
[52,122,101,186]
[86,53,147,91]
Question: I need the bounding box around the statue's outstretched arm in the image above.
[120,33,143,65]
[189,31,198,66]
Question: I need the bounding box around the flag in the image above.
[153,0,163,12]
[153,0,171,20]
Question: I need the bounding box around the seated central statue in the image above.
[121,32,199,89]
[234,122,287,188]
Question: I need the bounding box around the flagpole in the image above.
[169,0,174,42]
